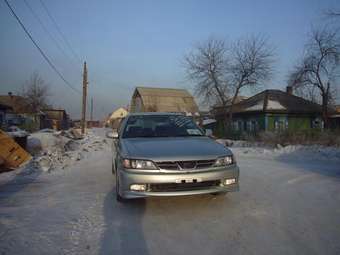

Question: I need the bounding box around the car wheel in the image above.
[115,174,126,203]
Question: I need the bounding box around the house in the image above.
[130,87,199,116]
[0,103,12,129]
[106,107,129,129]
[0,93,29,113]
[87,120,102,128]
[42,109,70,130]
[201,96,248,129]
[329,105,340,129]
[213,87,324,136]
[0,93,45,130]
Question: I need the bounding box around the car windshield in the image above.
[122,115,204,138]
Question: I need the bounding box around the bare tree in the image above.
[21,72,50,113]
[227,36,274,124]
[294,85,321,104]
[288,29,340,128]
[185,38,230,107]
[185,36,274,131]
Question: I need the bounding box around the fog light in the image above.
[224,178,236,185]
[130,184,146,191]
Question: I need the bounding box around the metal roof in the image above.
[214,89,324,115]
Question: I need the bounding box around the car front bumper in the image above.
[117,165,239,199]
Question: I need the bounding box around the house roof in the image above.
[214,89,323,115]
[226,96,248,105]
[0,95,31,113]
[42,109,67,113]
[132,87,199,114]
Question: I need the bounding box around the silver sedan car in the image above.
[111,112,239,202]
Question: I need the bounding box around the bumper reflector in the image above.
[130,184,147,191]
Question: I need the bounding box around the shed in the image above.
[0,94,29,113]
[42,109,70,130]
[130,87,199,115]
[0,94,45,130]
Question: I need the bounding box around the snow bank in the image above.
[26,130,108,172]
[217,139,340,162]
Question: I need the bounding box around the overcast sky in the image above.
[0,0,339,119]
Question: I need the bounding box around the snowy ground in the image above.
[0,128,340,255]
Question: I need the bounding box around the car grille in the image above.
[149,180,221,192]
[156,160,215,170]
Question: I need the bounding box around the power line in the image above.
[38,0,82,64]
[3,0,81,93]
[23,0,77,67]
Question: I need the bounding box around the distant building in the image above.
[42,109,70,130]
[87,120,102,128]
[0,103,12,129]
[330,105,340,129]
[130,87,199,116]
[0,93,29,113]
[213,87,324,136]
[0,93,45,130]
[106,107,129,129]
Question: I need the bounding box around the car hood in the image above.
[120,136,231,161]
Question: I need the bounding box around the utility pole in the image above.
[90,97,93,121]
[81,61,87,135]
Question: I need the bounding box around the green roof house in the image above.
[213,87,324,136]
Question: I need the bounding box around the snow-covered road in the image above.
[1,128,340,255]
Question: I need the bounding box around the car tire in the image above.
[115,174,126,203]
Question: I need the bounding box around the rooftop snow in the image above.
[267,100,286,110]
[244,101,264,111]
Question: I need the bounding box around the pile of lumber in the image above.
[0,129,31,171]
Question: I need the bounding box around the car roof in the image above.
[127,112,184,116]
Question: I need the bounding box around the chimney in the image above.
[286,86,293,95]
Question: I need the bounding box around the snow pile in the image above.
[245,101,263,111]
[217,139,340,162]
[266,100,286,110]
[26,130,108,172]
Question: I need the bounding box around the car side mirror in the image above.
[106,130,119,139]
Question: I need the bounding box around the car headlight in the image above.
[213,155,234,167]
[122,159,158,170]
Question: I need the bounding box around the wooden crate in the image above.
[0,130,32,169]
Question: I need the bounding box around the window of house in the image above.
[274,119,288,131]
[237,120,243,131]
[233,121,239,131]
[249,120,258,132]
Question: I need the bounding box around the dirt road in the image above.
[1,128,340,255]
